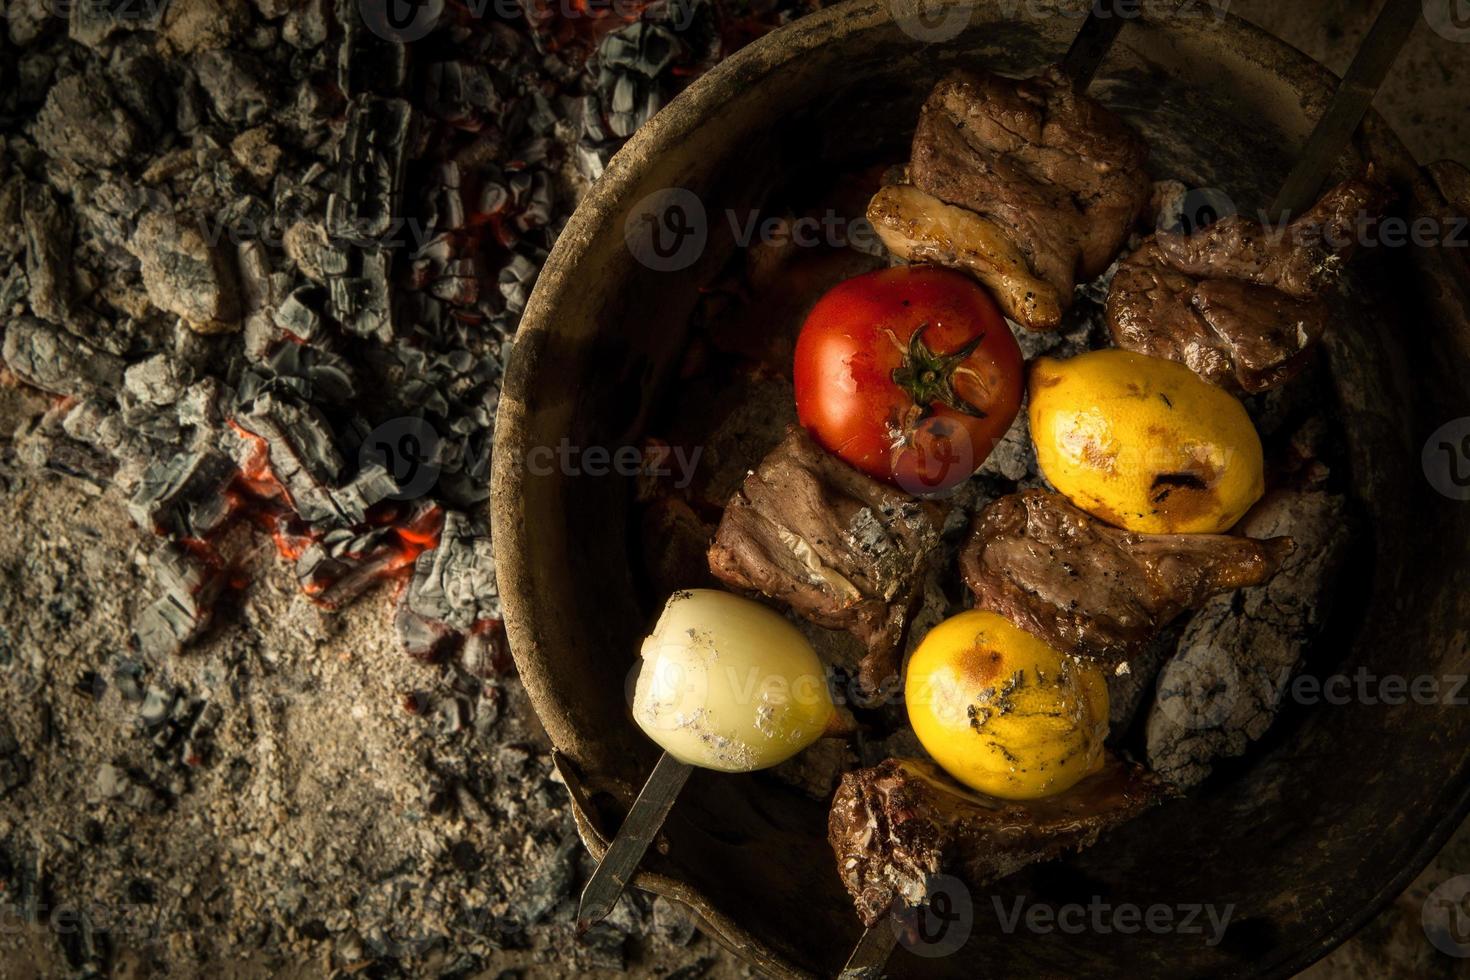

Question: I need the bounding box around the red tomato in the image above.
[794,266,1023,495]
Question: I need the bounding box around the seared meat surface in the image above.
[868,183,1064,330]
[829,756,1166,926]
[897,67,1151,331]
[959,490,1293,666]
[1107,176,1390,392]
[707,427,944,690]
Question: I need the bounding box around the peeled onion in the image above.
[632,589,836,772]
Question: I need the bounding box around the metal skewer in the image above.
[1270,0,1421,218]
[1061,0,1129,90]
[841,2,1421,975]
[576,751,693,931]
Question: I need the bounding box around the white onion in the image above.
[632,589,836,772]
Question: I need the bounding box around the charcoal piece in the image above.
[1147,490,1352,788]
[294,524,406,609]
[327,97,412,243]
[404,511,499,630]
[0,720,30,799]
[128,211,241,334]
[70,0,165,47]
[123,353,188,406]
[497,253,539,316]
[337,0,408,97]
[829,756,1167,926]
[135,543,226,658]
[252,341,355,404]
[21,183,74,323]
[128,447,238,538]
[15,410,120,486]
[328,248,393,342]
[233,392,346,517]
[109,51,173,138]
[282,0,328,48]
[161,0,251,52]
[33,74,146,168]
[193,49,273,124]
[3,316,124,396]
[282,220,331,282]
[395,599,461,661]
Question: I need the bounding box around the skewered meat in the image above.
[896,67,1151,331]
[959,490,1293,667]
[1107,175,1391,392]
[868,183,1064,330]
[1147,489,1352,788]
[829,755,1167,927]
[707,427,945,691]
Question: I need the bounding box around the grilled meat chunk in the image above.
[868,183,1065,331]
[1107,176,1391,392]
[904,67,1151,330]
[707,427,944,690]
[959,490,1293,667]
[829,755,1166,926]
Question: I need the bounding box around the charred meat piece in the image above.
[707,427,944,691]
[868,183,1065,331]
[1107,176,1391,392]
[959,490,1293,667]
[904,67,1151,330]
[829,755,1167,926]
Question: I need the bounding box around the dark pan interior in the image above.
[492,4,1470,976]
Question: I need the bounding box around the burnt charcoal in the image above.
[395,600,461,662]
[0,720,30,799]
[282,220,331,282]
[163,0,251,52]
[128,447,237,538]
[240,342,356,406]
[194,49,274,125]
[423,62,504,123]
[328,97,412,243]
[33,74,146,169]
[3,316,125,396]
[337,0,408,97]
[1147,491,1353,788]
[282,0,329,48]
[136,543,226,658]
[329,248,394,341]
[128,211,241,333]
[123,353,189,406]
[404,511,499,631]
[232,391,345,512]
[70,0,166,48]
[497,252,540,317]
[108,52,174,138]
[21,182,74,323]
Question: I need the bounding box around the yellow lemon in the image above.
[905,610,1108,800]
[1028,349,1265,534]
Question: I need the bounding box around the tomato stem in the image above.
[890,323,989,419]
